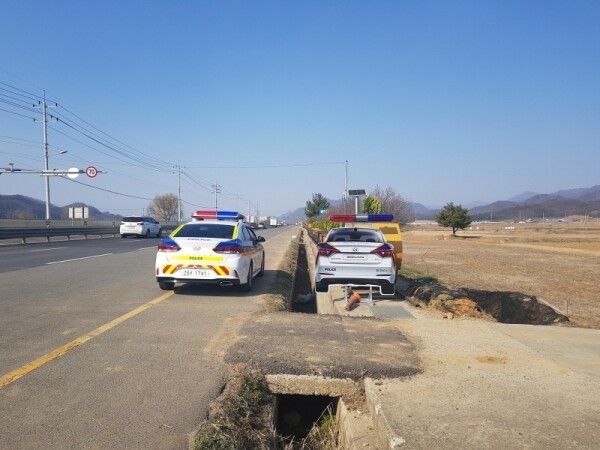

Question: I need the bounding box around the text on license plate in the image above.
[343,254,367,261]
[180,269,211,278]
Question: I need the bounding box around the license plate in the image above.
[180,269,211,278]
[342,254,367,261]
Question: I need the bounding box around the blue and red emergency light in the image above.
[329,214,394,222]
[192,210,244,221]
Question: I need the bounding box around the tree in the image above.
[370,186,413,223]
[436,202,472,236]
[362,195,382,214]
[305,193,330,219]
[148,194,180,222]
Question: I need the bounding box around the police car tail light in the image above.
[213,240,244,254]
[157,238,180,252]
[329,214,394,222]
[317,243,340,257]
[371,244,394,258]
[192,210,244,221]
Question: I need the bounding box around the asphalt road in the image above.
[0,227,290,449]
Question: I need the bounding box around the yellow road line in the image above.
[0,291,174,389]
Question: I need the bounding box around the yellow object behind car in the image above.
[329,214,403,269]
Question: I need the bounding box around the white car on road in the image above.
[120,216,162,238]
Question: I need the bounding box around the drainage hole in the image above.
[275,394,338,440]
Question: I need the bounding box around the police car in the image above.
[155,211,265,291]
[314,214,397,295]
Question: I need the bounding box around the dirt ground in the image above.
[402,221,600,329]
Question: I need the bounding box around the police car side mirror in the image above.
[257,236,266,242]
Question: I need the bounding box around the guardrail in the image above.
[0,225,179,244]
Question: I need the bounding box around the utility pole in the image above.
[212,181,221,210]
[176,164,182,222]
[344,160,348,213]
[34,90,57,224]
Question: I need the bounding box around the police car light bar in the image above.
[329,214,394,222]
[192,210,244,220]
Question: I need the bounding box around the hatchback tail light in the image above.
[371,244,394,258]
[157,238,180,252]
[317,243,340,257]
[213,239,245,254]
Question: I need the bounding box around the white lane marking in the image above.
[29,247,67,253]
[46,253,113,265]
[138,246,157,250]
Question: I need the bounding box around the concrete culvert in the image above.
[275,394,338,441]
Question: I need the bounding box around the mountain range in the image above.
[2,185,600,223]
[0,195,121,221]
[279,185,600,223]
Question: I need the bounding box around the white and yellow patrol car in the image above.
[155,211,265,291]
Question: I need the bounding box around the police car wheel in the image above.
[241,263,253,292]
[315,281,327,292]
[257,254,265,277]
[382,283,396,295]
[158,281,175,291]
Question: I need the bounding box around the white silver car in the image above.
[120,216,162,238]
[155,210,265,291]
[314,226,396,295]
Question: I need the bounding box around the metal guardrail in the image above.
[0,225,179,244]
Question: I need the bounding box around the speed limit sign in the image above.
[85,166,98,178]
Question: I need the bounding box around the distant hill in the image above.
[0,195,121,221]
[277,185,600,223]
[468,185,600,221]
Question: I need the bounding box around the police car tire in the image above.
[382,283,396,295]
[315,281,327,293]
[157,228,162,238]
[158,281,175,291]
[241,263,253,292]
[257,254,265,277]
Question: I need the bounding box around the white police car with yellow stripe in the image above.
[155,211,265,291]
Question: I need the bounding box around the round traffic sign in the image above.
[67,167,80,179]
[85,165,98,178]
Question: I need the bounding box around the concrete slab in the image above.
[366,317,600,449]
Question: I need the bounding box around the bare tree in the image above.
[148,194,180,222]
[370,186,413,223]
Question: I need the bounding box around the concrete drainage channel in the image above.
[192,228,576,449]
[192,230,409,449]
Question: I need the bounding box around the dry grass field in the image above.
[402,221,600,329]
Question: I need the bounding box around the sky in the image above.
[1,1,599,219]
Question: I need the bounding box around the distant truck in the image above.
[269,217,278,227]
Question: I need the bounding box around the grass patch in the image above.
[194,365,340,450]
[399,266,438,284]
[194,364,275,449]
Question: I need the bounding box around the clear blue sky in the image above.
[1,1,599,218]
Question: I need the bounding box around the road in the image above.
[0,227,289,449]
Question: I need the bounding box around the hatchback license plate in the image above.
[180,269,211,278]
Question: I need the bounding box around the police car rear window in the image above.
[329,229,383,243]
[176,224,235,239]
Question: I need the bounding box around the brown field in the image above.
[402,222,600,329]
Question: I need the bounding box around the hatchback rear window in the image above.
[122,216,143,222]
[329,229,383,243]
[176,224,235,239]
